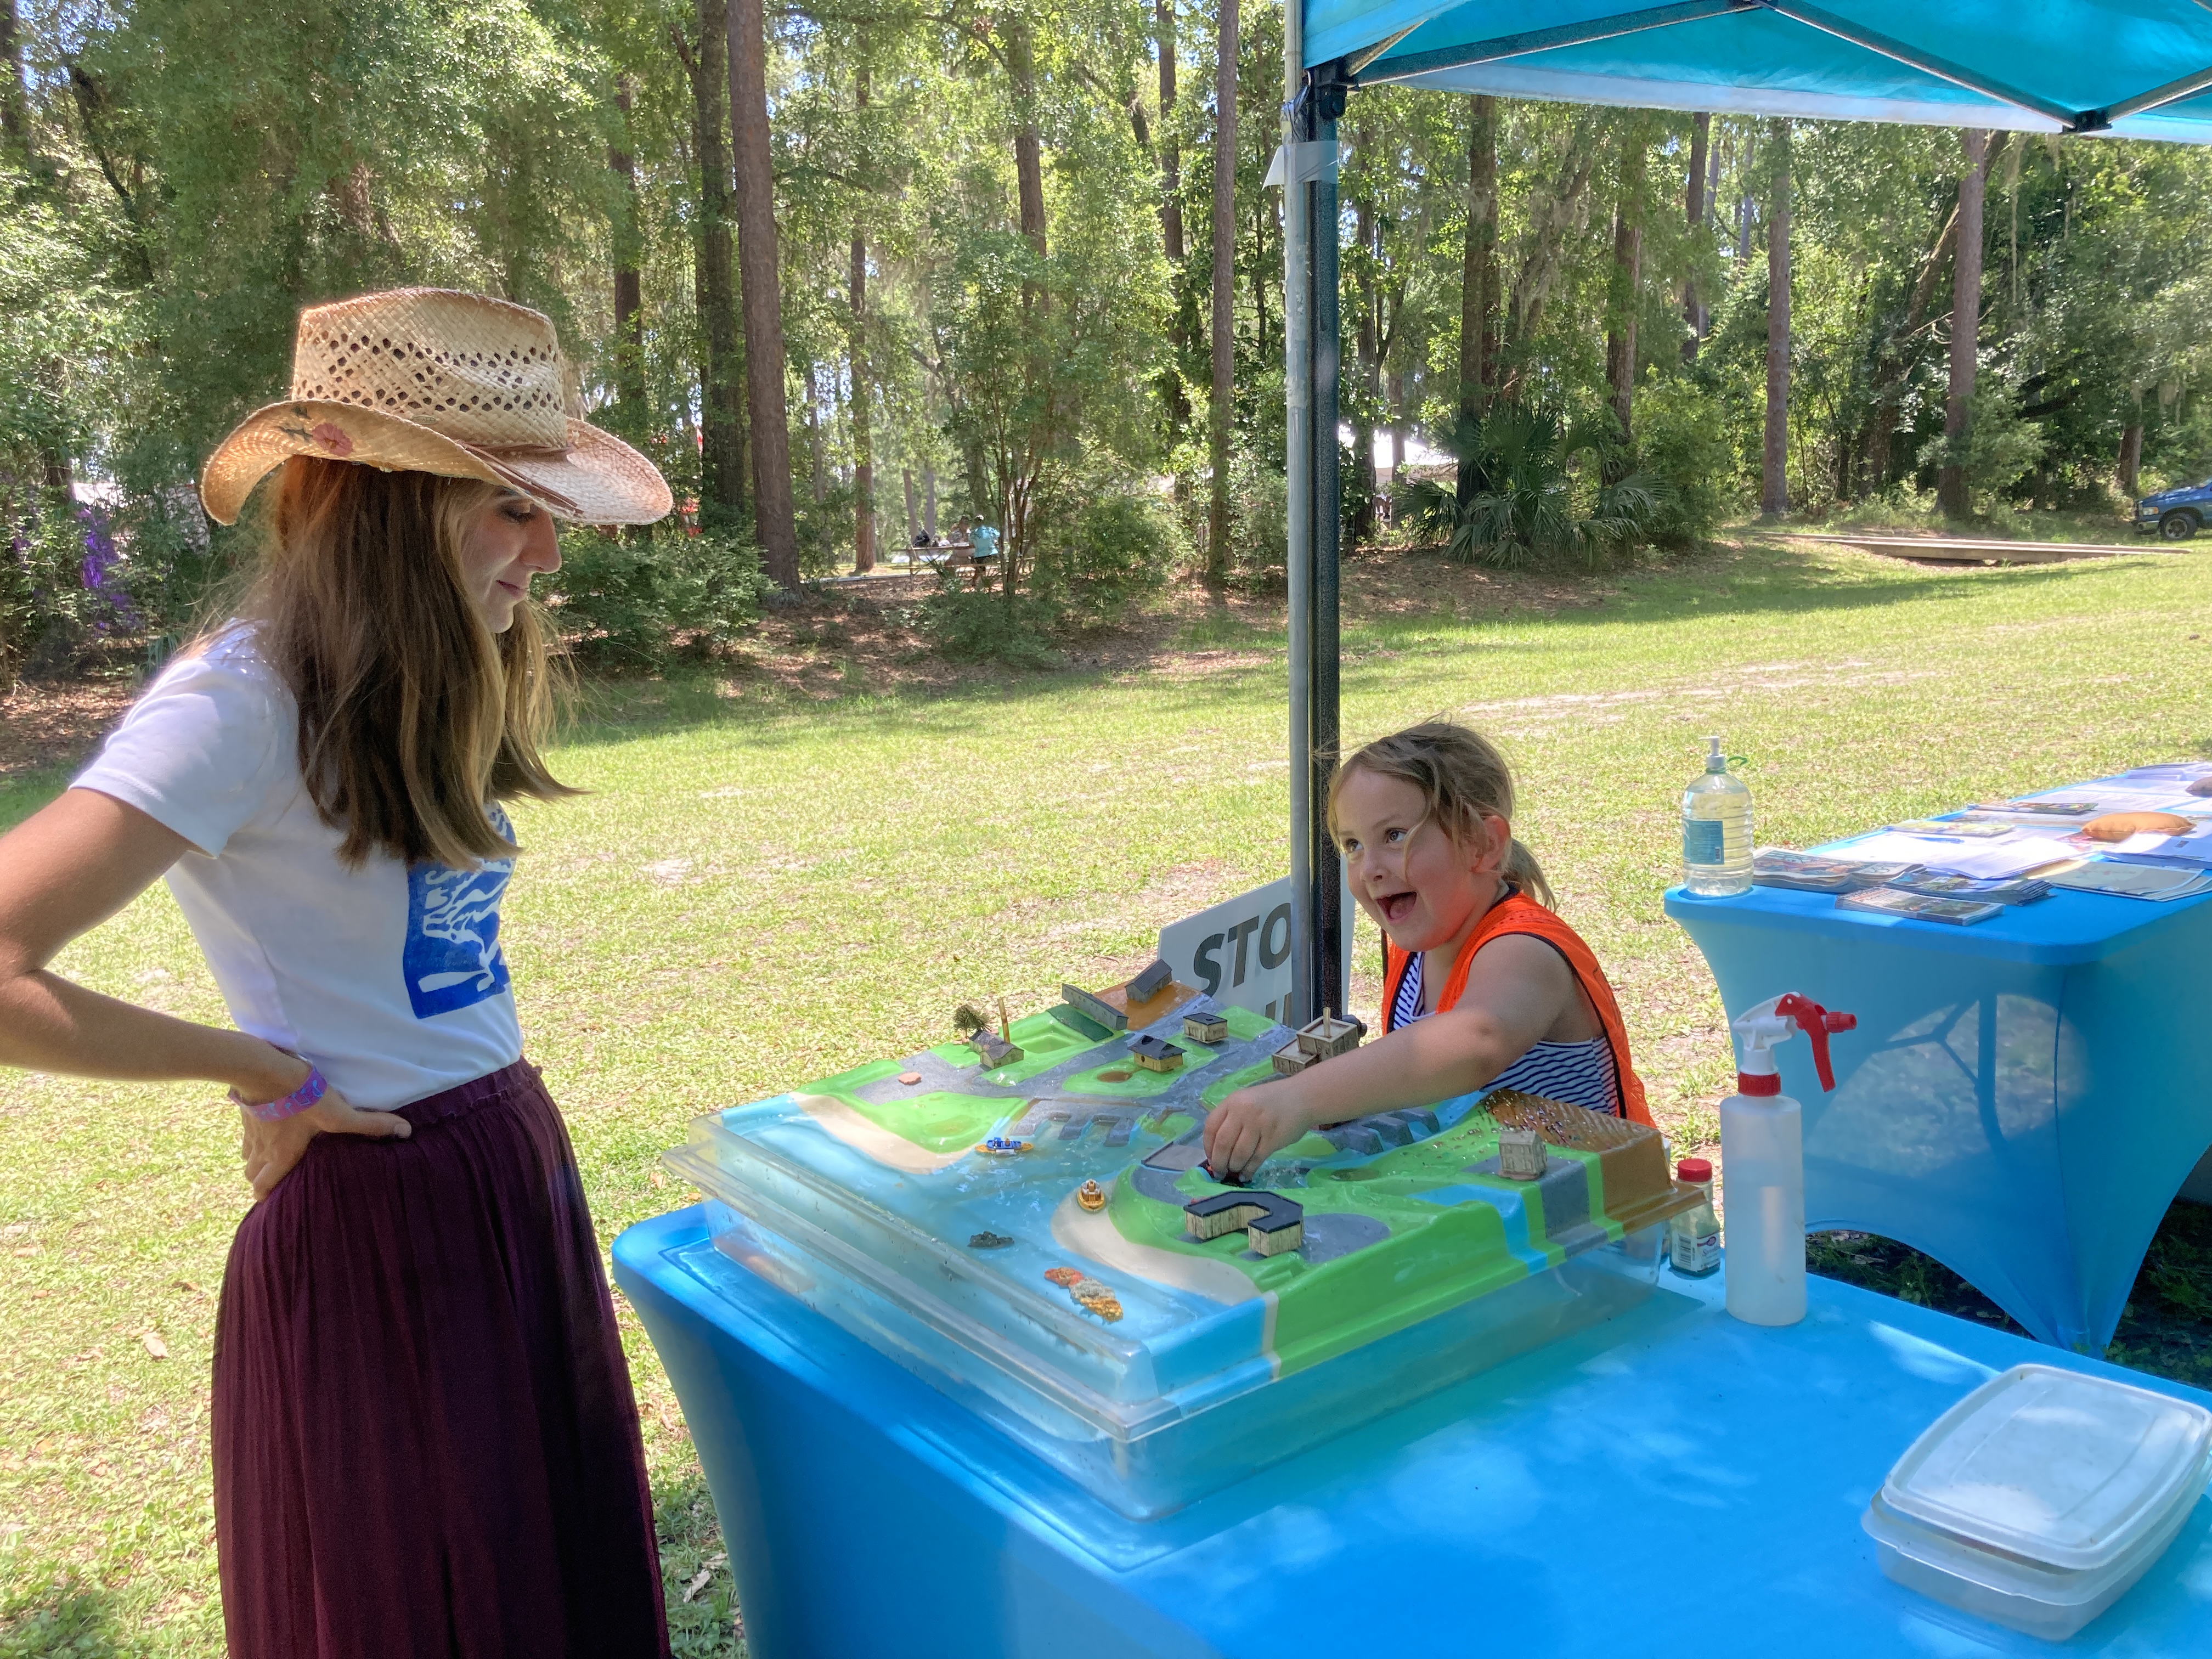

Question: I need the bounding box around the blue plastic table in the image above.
[1665,841,2212,1352]
[617,1206,2212,1659]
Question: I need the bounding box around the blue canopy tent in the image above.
[1275,0,2212,1023]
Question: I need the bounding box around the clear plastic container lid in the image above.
[1880,1364,2212,1572]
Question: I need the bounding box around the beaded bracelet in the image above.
[232,1064,328,1123]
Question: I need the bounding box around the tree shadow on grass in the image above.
[553,539,2163,756]
[1810,1199,2212,1383]
[1444,540,2120,633]
[0,1576,125,1659]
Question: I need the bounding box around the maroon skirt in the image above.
[212,1060,670,1659]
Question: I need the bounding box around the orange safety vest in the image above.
[1379,892,1652,1125]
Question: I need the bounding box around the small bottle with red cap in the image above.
[1667,1156,1721,1277]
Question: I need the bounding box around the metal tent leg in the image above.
[1282,62,1348,1029]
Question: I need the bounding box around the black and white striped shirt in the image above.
[1391,950,1622,1116]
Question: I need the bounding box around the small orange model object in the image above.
[1072,1281,1124,1322]
[1076,1178,1107,1212]
[2083,811,2194,842]
[1043,1266,1084,1288]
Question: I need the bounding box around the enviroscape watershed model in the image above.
[666,974,1702,1516]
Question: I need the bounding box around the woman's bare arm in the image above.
[0,787,301,1096]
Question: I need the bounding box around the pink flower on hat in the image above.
[310,421,354,456]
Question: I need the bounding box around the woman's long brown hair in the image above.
[237,456,575,869]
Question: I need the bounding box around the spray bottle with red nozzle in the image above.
[1719,994,1857,1326]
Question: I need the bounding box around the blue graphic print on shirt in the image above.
[403,805,515,1019]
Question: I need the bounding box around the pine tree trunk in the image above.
[1204,0,1237,584]
[1457,96,1498,504]
[1008,23,1047,256]
[849,60,873,574]
[1762,119,1791,519]
[1157,1,1184,264]
[1939,128,1990,521]
[902,467,917,544]
[1156,0,1193,483]
[726,0,801,587]
[2119,405,2144,498]
[1605,120,1647,447]
[1351,176,1378,545]
[690,0,746,528]
[1736,128,1756,262]
[850,227,873,573]
[923,461,938,537]
[611,80,647,426]
[1,0,27,149]
[807,386,826,506]
[1681,111,1709,362]
[1389,367,1405,493]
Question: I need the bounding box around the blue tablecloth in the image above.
[1666,811,2212,1351]
[617,1206,2212,1659]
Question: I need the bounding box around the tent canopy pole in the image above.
[1282,57,1350,1029]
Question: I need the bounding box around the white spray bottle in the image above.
[1720,993,1857,1327]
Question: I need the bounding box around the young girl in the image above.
[0,290,675,1657]
[1203,721,1651,1181]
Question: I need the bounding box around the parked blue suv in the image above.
[2135,478,2212,539]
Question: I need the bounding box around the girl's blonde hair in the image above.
[1326,720,1555,910]
[230,455,575,870]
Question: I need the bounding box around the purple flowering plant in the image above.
[76,503,140,633]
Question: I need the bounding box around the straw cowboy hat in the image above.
[199,287,673,527]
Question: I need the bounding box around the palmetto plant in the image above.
[1404,403,1665,569]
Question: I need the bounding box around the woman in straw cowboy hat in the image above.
[0,290,676,1656]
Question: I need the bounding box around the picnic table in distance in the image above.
[896,537,1000,585]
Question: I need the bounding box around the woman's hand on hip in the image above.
[234,1051,411,1200]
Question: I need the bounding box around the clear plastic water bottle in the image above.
[1681,735,1752,895]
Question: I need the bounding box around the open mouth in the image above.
[1378,889,1418,927]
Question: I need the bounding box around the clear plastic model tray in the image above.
[665,989,1701,1517]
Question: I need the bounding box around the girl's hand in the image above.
[1201,1084,1311,1183]
[234,1052,411,1199]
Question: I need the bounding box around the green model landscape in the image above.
[1111,1106,1663,1374]
[785,989,1695,1382]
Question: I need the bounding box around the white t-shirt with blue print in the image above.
[74,629,524,1111]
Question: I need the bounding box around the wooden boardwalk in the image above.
[1784,532,2169,565]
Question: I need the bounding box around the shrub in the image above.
[538,525,768,668]
[0,496,175,685]
[1227,447,1286,580]
[1402,402,1664,569]
[1029,488,1184,629]
[1635,377,1738,547]
[794,478,854,579]
[1918,382,2047,506]
[914,581,1062,670]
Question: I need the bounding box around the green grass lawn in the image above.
[5,532,2212,1652]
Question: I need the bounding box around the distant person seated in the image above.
[913,529,933,547]
[971,521,1000,562]
[1202,721,1652,1182]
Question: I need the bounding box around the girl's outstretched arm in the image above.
[1201,934,1579,1179]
